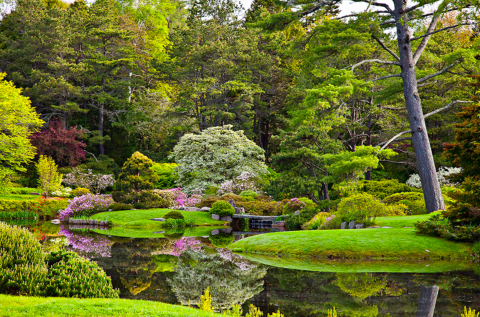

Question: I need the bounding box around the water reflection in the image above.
[24,222,480,316]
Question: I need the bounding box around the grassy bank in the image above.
[375,212,438,228]
[91,209,226,228]
[0,295,221,317]
[230,228,472,260]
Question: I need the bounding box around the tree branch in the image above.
[351,59,400,71]
[424,100,472,119]
[372,35,400,61]
[371,73,402,82]
[411,22,475,42]
[412,14,441,65]
[378,130,412,150]
[417,62,458,84]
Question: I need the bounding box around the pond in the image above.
[21,221,480,316]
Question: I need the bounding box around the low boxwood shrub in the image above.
[336,192,388,226]
[383,192,426,215]
[415,214,480,242]
[0,198,69,218]
[109,203,134,211]
[0,222,47,295]
[239,190,258,200]
[113,190,170,209]
[164,210,185,220]
[210,201,235,216]
[71,187,91,197]
[360,179,420,199]
[44,250,118,298]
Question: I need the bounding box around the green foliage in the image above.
[199,194,283,216]
[209,233,235,248]
[415,214,480,242]
[115,152,158,193]
[71,188,91,197]
[44,251,118,298]
[109,203,134,211]
[335,273,387,301]
[114,190,170,209]
[336,193,388,226]
[360,179,419,199]
[199,287,214,312]
[0,210,37,220]
[327,307,337,317]
[383,192,427,215]
[302,212,332,230]
[151,163,178,189]
[239,190,259,199]
[210,201,235,217]
[0,222,46,295]
[36,156,63,198]
[170,126,268,192]
[0,73,43,192]
[0,198,69,218]
[6,188,41,195]
[462,307,480,317]
[164,211,185,220]
[285,207,318,230]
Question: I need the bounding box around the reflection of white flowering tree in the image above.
[169,126,268,193]
[168,249,267,310]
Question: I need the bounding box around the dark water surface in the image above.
[26,221,480,316]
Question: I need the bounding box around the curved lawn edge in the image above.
[0,295,222,317]
[90,208,227,228]
[236,253,476,273]
[229,228,473,260]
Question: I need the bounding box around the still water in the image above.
[25,221,480,316]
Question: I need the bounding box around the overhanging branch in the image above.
[417,62,458,84]
[372,35,400,61]
[351,59,400,71]
[424,100,472,119]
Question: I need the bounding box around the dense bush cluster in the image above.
[59,194,113,221]
[336,193,388,226]
[0,198,69,218]
[0,222,118,298]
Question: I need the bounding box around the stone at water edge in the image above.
[348,221,356,229]
[211,214,220,221]
[340,222,348,229]
[235,207,245,214]
[355,223,365,229]
[228,199,236,208]
[220,227,232,234]
[272,221,286,229]
[211,229,220,235]
[200,207,211,212]
[152,218,165,222]
[51,219,61,224]
[183,207,201,211]
[220,216,233,222]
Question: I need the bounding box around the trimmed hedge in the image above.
[164,211,185,220]
[0,198,69,218]
[360,179,420,199]
[210,201,235,216]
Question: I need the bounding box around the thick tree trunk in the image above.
[416,285,439,317]
[393,0,445,213]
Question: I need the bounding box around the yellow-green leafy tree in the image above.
[36,155,63,198]
[0,73,43,192]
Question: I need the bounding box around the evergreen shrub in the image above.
[71,187,91,197]
[109,203,134,211]
[210,201,235,216]
[336,193,388,226]
[0,199,69,218]
[360,179,419,199]
[383,192,426,215]
[239,190,259,200]
[164,211,185,220]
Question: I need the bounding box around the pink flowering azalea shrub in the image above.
[59,194,113,221]
[283,198,306,214]
[60,226,112,258]
[170,188,202,208]
[170,237,203,256]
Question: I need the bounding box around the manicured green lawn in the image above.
[0,295,221,317]
[375,212,439,228]
[230,228,472,260]
[91,209,226,228]
[92,225,223,238]
[237,253,476,273]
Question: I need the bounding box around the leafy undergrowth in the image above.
[91,226,223,238]
[0,295,222,317]
[90,209,226,228]
[375,212,439,228]
[237,253,476,273]
[230,228,472,260]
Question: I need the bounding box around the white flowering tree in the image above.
[170,126,268,193]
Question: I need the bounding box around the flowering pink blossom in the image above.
[169,188,202,208]
[59,194,113,221]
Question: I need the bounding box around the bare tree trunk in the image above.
[393,0,444,213]
[416,285,439,317]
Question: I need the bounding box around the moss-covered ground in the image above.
[91,209,226,228]
[230,226,472,260]
[0,295,222,317]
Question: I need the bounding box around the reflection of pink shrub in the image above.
[60,226,112,258]
[170,188,202,208]
[170,237,202,256]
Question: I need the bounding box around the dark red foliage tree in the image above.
[30,121,87,167]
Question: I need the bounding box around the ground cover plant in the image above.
[229,227,472,260]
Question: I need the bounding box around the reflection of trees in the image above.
[335,273,387,301]
[168,249,267,311]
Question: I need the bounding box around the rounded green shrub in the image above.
[360,179,420,199]
[109,203,134,211]
[44,251,118,298]
[239,190,259,199]
[164,210,185,220]
[0,222,47,295]
[209,233,235,248]
[383,192,426,215]
[210,201,235,216]
[71,187,91,197]
[336,192,389,226]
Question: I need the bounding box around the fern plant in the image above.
[462,307,479,317]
